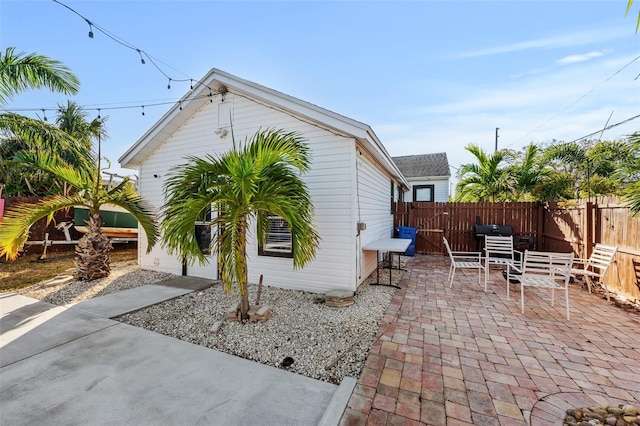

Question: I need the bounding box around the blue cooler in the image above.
[396,226,417,256]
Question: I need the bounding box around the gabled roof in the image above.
[119,68,408,188]
[392,153,451,178]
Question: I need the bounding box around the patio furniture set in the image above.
[443,235,618,320]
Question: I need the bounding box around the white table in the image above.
[363,238,412,288]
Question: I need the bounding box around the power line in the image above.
[508,54,640,147]
[567,113,640,143]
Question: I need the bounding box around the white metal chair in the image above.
[483,235,523,292]
[443,237,484,288]
[571,244,617,301]
[506,250,574,320]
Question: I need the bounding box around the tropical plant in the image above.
[623,132,640,215]
[0,152,158,280]
[503,143,547,201]
[455,144,511,202]
[542,139,635,199]
[161,128,320,320]
[1,104,99,196]
[0,47,87,196]
[0,47,79,106]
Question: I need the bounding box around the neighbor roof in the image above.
[119,68,408,188]
[392,153,451,178]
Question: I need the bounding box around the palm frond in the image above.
[13,151,95,190]
[0,47,79,106]
[0,194,87,260]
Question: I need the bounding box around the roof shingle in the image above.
[392,153,450,178]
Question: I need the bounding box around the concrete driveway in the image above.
[0,279,354,426]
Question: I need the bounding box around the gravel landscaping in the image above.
[15,257,401,384]
[117,270,399,384]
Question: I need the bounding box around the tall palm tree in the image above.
[455,144,510,202]
[0,152,158,280]
[161,128,320,320]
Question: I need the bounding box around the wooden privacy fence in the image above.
[393,201,542,254]
[393,198,640,302]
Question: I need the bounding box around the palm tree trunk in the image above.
[237,218,251,320]
[74,211,112,280]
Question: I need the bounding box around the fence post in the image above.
[585,201,594,257]
[536,202,544,250]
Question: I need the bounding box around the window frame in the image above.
[413,184,435,202]
[258,214,294,259]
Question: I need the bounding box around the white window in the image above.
[258,215,293,258]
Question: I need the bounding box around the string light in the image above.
[53,0,216,95]
[85,19,94,38]
[179,102,182,111]
[97,108,101,119]
[141,106,145,116]
[42,109,47,121]
[167,78,171,90]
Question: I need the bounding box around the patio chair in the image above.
[483,235,523,292]
[571,244,617,301]
[506,250,574,320]
[443,237,484,288]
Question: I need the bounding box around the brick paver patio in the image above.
[340,254,640,425]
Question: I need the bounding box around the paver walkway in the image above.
[340,254,640,425]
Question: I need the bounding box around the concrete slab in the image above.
[0,321,337,425]
[0,294,115,367]
[68,284,193,318]
[156,275,219,291]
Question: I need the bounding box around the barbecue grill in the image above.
[473,224,514,250]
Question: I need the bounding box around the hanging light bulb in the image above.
[42,109,47,122]
[190,79,193,90]
[97,108,101,120]
[141,106,145,116]
[137,49,145,64]
[167,78,171,90]
[179,102,183,111]
[86,19,94,38]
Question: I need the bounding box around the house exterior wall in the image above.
[136,93,377,293]
[355,146,400,285]
[404,177,450,202]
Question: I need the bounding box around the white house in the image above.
[119,69,408,293]
[392,153,451,202]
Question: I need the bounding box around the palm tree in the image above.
[161,128,320,320]
[0,105,98,196]
[0,47,86,196]
[504,143,547,201]
[0,47,79,106]
[455,144,510,202]
[0,152,158,280]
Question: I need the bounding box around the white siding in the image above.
[138,93,358,293]
[405,177,450,202]
[355,146,398,285]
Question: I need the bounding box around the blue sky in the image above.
[2,0,639,180]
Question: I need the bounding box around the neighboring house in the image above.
[392,153,451,202]
[119,69,408,293]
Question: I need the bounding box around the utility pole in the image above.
[495,127,500,152]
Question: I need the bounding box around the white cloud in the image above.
[457,26,628,58]
[556,51,606,64]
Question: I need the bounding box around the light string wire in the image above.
[15,0,218,117]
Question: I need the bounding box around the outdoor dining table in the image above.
[362,238,412,289]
